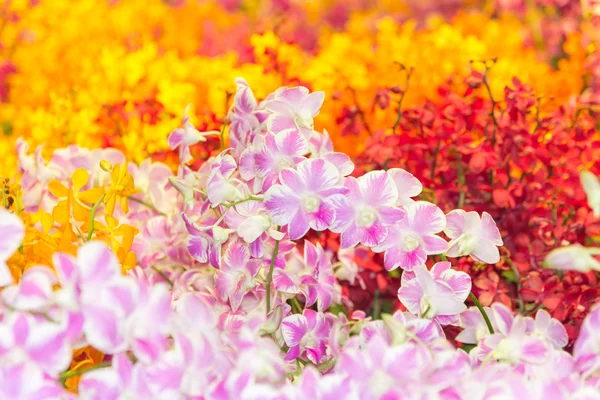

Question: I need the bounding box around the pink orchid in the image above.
[444,210,503,264]
[264,86,325,139]
[206,151,244,207]
[1,266,57,311]
[475,303,550,367]
[228,77,268,159]
[265,158,348,240]
[388,168,423,206]
[0,209,25,286]
[544,244,600,272]
[128,159,173,214]
[272,241,336,312]
[361,311,444,346]
[574,305,600,378]
[335,336,432,399]
[0,362,64,400]
[373,201,447,271]
[182,212,232,268]
[15,139,61,211]
[223,191,283,252]
[456,306,497,344]
[529,309,568,350]
[131,216,190,269]
[81,277,172,362]
[239,130,308,190]
[281,309,331,363]
[398,262,471,325]
[330,171,406,248]
[168,105,219,164]
[79,353,152,399]
[308,130,355,180]
[214,241,262,311]
[0,312,72,377]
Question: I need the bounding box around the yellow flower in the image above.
[102,163,139,215]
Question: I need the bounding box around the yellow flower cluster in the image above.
[0,0,594,170]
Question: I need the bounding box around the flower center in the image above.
[295,113,314,130]
[402,233,421,252]
[457,232,478,256]
[357,207,377,227]
[302,195,320,213]
[419,296,435,319]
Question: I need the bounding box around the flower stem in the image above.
[152,266,174,288]
[469,292,494,334]
[59,361,112,386]
[265,235,281,315]
[290,297,303,314]
[86,193,106,241]
[128,196,167,216]
[226,196,263,209]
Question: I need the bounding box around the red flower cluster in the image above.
[341,67,600,342]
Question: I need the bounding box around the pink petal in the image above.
[265,184,301,226]
[481,212,503,246]
[301,91,325,116]
[378,206,406,226]
[472,241,501,264]
[296,158,340,193]
[307,201,335,232]
[277,129,309,157]
[409,202,446,235]
[289,210,310,240]
[77,242,120,285]
[444,210,467,239]
[281,315,308,346]
[0,210,24,260]
[267,114,296,133]
[388,168,422,205]
[358,171,398,207]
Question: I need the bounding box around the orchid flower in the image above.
[0,209,24,286]
[281,309,331,363]
[0,312,72,377]
[581,170,600,217]
[330,171,406,248]
[168,104,219,164]
[444,210,503,264]
[239,130,308,190]
[388,168,423,206]
[544,244,600,272]
[373,201,447,271]
[214,240,262,311]
[456,306,497,344]
[475,303,549,367]
[398,262,471,325]
[265,158,348,240]
[264,86,325,139]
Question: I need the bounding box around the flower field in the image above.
[1,0,600,398]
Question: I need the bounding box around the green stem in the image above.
[86,193,106,241]
[290,297,303,314]
[226,196,263,209]
[220,120,228,150]
[439,253,448,262]
[372,289,381,320]
[265,235,281,315]
[152,266,174,288]
[59,361,112,386]
[128,196,167,216]
[1,187,6,208]
[421,304,431,318]
[469,292,494,334]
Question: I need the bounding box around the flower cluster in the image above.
[1,0,597,174]
[1,80,599,398]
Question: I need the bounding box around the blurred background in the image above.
[0,0,597,171]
